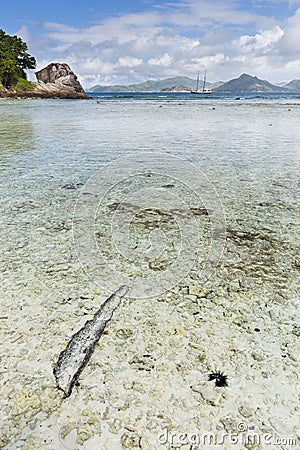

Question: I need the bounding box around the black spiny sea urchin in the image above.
[208,371,228,387]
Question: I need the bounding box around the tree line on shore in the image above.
[0,29,36,91]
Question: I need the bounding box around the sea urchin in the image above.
[208,371,228,387]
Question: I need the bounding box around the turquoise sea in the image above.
[88,90,300,102]
[0,93,299,448]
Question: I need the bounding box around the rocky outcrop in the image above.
[34,63,88,98]
[0,63,88,99]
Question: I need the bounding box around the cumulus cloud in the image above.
[118,56,143,67]
[27,0,300,86]
[279,7,300,54]
[235,26,285,54]
[148,53,174,66]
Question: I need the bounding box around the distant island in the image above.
[215,74,289,93]
[88,77,221,93]
[88,73,300,93]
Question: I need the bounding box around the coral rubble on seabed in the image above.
[0,194,299,449]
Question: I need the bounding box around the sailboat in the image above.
[191,69,213,94]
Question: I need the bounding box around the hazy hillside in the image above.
[284,79,300,91]
[215,74,287,93]
[87,73,300,93]
[88,76,217,92]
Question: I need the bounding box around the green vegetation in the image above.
[0,29,36,89]
[15,78,35,91]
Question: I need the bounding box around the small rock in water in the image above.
[121,431,141,449]
[292,325,300,337]
[238,404,254,418]
[116,328,133,339]
[252,351,264,362]
[191,384,222,406]
[149,259,168,271]
[162,184,175,188]
[188,286,208,298]
[62,182,84,190]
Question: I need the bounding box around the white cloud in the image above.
[191,53,226,65]
[158,0,259,28]
[16,25,30,43]
[235,26,285,53]
[187,0,257,25]
[286,59,300,70]
[148,53,174,66]
[26,1,300,86]
[118,56,143,67]
[279,7,300,54]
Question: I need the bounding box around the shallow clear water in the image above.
[0,96,299,296]
[0,97,299,448]
[1,98,299,215]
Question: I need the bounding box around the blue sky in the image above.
[2,0,300,87]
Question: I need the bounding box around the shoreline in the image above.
[0,89,90,100]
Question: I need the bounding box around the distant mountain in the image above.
[215,73,287,93]
[88,76,218,92]
[275,82,289,87]
[88,73,299,93]
[283,79,300,91]
[161,85,190,92]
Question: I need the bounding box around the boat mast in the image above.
[196,70,200,92]
[202,69,207,92]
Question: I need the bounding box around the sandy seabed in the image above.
[0,98,299,449]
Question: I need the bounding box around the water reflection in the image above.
[0,100,35,170]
